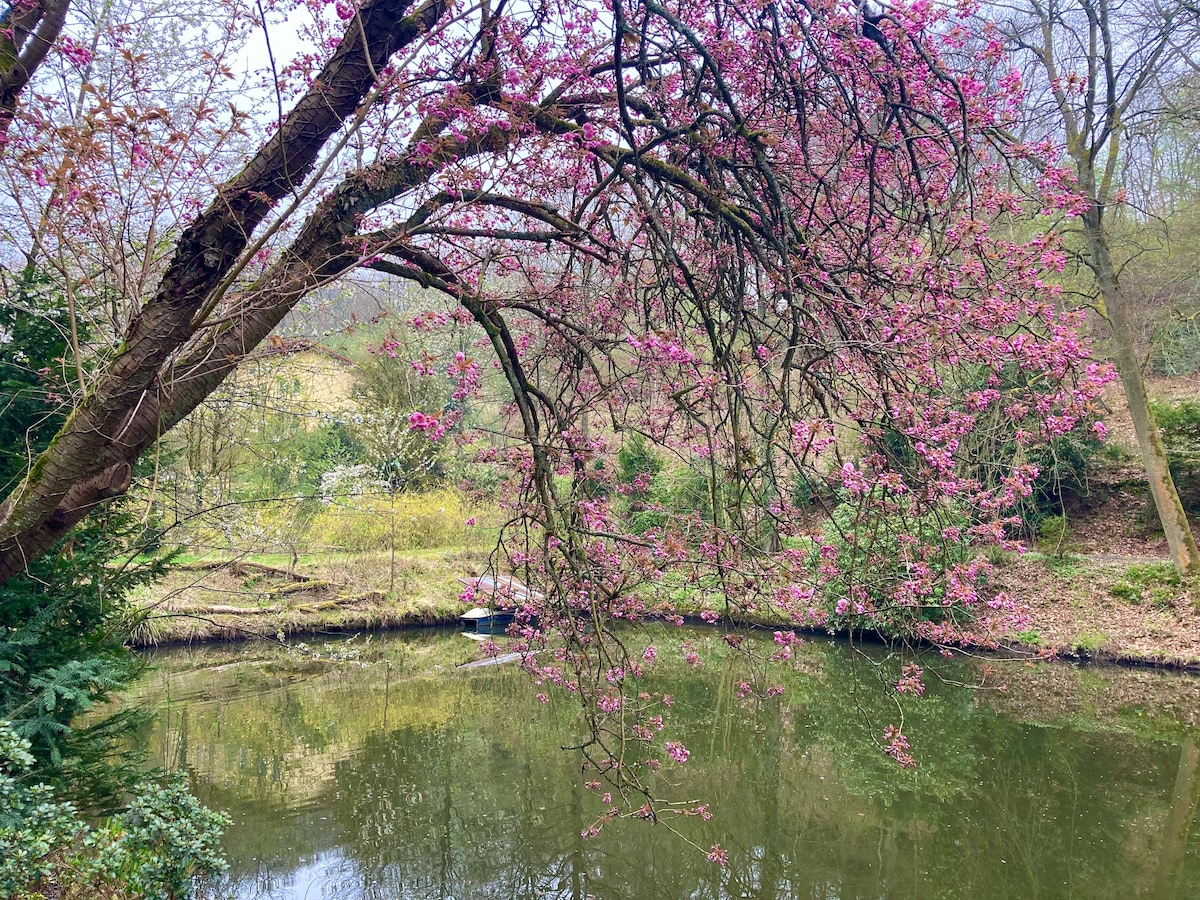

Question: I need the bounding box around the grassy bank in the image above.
[131,542,1200,673]
[130,547,492,645]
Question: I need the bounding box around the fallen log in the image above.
[177,560,312,581]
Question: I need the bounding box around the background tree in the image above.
[990,0,1200,574]
[349,326,452,491]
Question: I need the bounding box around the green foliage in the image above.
[626,462,714,534]
[0,272,79,496]
[252,418,364,499]
[1148,399,1200,514]
[1111,561,1181,609]
[1,722,228,899]
[790,474,832,510]
[1150,314,1200,377]
[815,494,972,634]
[954,365,1102,531]
[0,503,173,809]
[1040,552,1081,579]
[1035,514,1071,555]
[1071,630,1108,654]
[613,435,674,533]
[616,433,664,486]
[305,488,476,552]
[1023,430,1103,522]
[349,330,452,491]
[1152,399,1200,456]
[983,544,1014,567]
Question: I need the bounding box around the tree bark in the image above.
[0,0,450,584]
[1082,212,1200,575]
[0,0,71,147]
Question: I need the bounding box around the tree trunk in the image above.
[0,0,71,147]
[1082,216,1200,576]
[0,0,450,585]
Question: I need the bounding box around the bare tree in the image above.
[990,0,1200,573]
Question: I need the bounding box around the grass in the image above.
[1028,551,1083,580]
[1110,561,1183,609]
[131,546,491,645]
[1071,629,1109,654]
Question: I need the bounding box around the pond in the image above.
[126,628,1200,899]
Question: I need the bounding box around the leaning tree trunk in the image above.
[1082,213,1200,576]
[0,0,450,585]
[0,0,71,149]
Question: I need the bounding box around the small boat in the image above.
[457,606,517,635]
[457,575,541,635]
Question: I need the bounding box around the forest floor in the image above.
[131,513,1200,670]
[131,496,1200,671]
[990,373,1200,668]
[129,547,496,646]
[988,495,1200,668]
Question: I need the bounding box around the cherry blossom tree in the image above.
[0,0,72,144]
[0,0,1113,812]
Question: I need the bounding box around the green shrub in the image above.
[1,722,228,899]
[1035,514,1071,555]
[0,272,79,497]
[953,365,1103,533]
[1151,399,1200,472]
[0,502,174,810]
[1147,399,1200,514]
[305,488,477,551]
[814,493,973,634]
[624,458,715,534]
[250,419,365,498]
[1151,315,1200,377]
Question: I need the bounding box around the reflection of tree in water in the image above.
[1153,734,1200,900]
[137,633,1200,899]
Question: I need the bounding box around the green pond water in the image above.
[127,628,1200,899]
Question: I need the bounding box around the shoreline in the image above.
[131,588,1200,681]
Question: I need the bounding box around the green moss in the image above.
[1110,561,1182,608]
[1072,630,1108,653]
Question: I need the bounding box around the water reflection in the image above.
[125,631,1200,899]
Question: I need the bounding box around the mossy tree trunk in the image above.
[1082,207,1200,575]
[0,0,451,584]
[998,0,1200,575]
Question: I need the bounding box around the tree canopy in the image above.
[0,0,1127,810]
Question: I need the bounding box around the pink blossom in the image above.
[665,741,690,765]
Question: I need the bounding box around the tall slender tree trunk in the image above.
[1082,215,1200,575]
